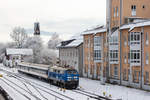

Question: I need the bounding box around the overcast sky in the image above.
[0,0,106,43]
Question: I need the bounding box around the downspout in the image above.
[119,0,123,85]
[141,27,144,89]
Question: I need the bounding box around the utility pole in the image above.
[105,0,111,83]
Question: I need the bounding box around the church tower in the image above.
[34,22,40,35]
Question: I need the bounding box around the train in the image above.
[17,62,79,89]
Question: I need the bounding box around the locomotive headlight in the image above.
[67,77,72,81]
[74,76,78,79]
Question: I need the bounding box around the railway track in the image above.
[73,89,113,100]
[14,75,74,100]
[0,78,31,100]
[12,76,49,100]
[0,69,74,100]
[2,77,41,100]
[0,68,120,100]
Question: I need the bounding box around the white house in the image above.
[3,48,33,67]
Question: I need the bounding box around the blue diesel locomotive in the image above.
[17,62,79,89]
[48,66,79,89]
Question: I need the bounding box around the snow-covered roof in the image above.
[120,20,150,31]
[111,29,119,37]
[82,27,106,35]
[66,37,83,47]
[57,36,83,48]
[6,48,33,55]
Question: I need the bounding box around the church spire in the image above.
[34,22,40,35]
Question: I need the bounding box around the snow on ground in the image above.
[0,63,150,100]
[79,78,150,100]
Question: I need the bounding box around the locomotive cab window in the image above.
[67,70,77,74]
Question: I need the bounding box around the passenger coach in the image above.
[17,62,79,89]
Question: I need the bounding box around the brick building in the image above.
[82,26,107,82]
[82,0,150,90]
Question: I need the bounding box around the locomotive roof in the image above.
[18,62,49,70]
[50,66,74,71]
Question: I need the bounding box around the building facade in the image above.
[120,21,150,90]
[106,0,150,86]
[82,26,108,81]
[57,38,83,76]
[82,0,150,90]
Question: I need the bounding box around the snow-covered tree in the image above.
[48,33,61,50]
[40,48,57,65]
[24,36,43,63]
[23,36,58,65]
[10,27,28,48]
[0,42,16,63]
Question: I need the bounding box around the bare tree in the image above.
[10,27,28,48]
[48,33,62,50]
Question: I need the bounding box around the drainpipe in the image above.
[101,34,104,84]
[141,27,144,89]
[119,0,123,85]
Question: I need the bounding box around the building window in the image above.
[124,53,127,63]
[110,50,118,62]
[94,50,101,60]
[130,32,140,45]
[128,69,130,80]
[146,72,149,84]
[146,52,149,65]
[114,7,116,17]
[146,32,149,45]
[142,5,145,9]
[130,50,140,63]
[109,36,118,45]
[133,71,140,83]
[114,66,118,77]
[90,65,93,75]
[94,36,101,46]
[84,65,87,73]
[123,69,127,81]
[116,7,119,17]
[131,5,136,16]
[124,36,127,46]
[133,71,137,82]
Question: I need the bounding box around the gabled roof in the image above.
[6,48,33,55]
[82,26,106,35]
[57,36,83,48]
[120,20,150,31]
[66,37,83,47]
[57,39,75,48]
